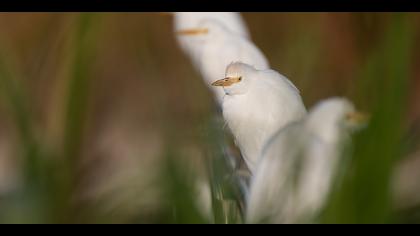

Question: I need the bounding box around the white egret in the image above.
[246,98,368,223]
[178,19,270,105]
[174,12,250,69]
[211,62,307,173]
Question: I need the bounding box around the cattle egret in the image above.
[178,19,270,105]
[246,98,369,223]
[174,12,250,69]
[211,62,307,173]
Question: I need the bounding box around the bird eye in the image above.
[238,77,242,81]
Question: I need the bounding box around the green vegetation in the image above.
[0,13,419,224]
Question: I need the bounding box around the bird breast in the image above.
[222,82,303,172]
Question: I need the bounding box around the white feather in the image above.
[221,62,307,173]
[198,20,270,104]
[246,98,357,223]
[174,12,250,70]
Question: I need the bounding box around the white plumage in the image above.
[212,62,307,173]
[174,12,250,69]
[246,98,367,223]
[177,19,269,105]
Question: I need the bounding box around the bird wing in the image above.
[284,134,331,222]
[246,123,307,223]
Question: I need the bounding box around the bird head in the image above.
[211,62,257,95]
[306,98,369,143]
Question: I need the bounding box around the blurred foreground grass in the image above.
[321,13,415,224]
[0,13,419,224]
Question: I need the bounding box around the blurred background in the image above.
[0,13,419,223]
